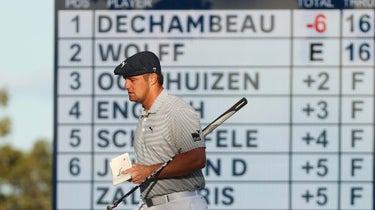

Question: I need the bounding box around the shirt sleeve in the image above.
[170,106,206,153]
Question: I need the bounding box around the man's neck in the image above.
[143,87,164,111]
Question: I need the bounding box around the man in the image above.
[114,51,208,210]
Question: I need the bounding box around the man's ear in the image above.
[150,73,158,85]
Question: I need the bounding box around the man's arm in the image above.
[122,147,206,184]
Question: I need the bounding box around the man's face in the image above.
[123,74,150,103]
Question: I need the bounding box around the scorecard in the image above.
[53,0,374,209]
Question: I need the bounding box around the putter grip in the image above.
[202,97,247,136]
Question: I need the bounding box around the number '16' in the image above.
[345,43,371,61]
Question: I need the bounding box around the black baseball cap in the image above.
[114,51,161,77]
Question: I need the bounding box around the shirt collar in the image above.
[140,89,168,117]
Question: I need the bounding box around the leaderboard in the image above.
[53,0,374,210]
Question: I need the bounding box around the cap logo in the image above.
[121,61,126,68]
[152,67,157,72]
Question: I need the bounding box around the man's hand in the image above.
[121,164,159,184]
[121,148,206,184]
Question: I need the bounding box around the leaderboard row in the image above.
[57,68,374,95]
[57,153,372,181]
[57,125,373,153]
[57,97,374,123]
[56,182,373,209]
[57,39,375,66]
[58,10,375,37]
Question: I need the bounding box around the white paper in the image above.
[109,152,132,185]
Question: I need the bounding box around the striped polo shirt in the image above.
[134,89,206,199]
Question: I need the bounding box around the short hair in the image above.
[142,73,164,86]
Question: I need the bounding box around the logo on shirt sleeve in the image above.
[191,130,202,142]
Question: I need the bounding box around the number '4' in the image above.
[69,101,82,119]
[316,130,328,147]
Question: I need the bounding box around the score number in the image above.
[306,14,327,33]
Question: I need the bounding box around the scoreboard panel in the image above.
[54,0,374,209]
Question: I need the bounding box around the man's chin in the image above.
[128,95,137,102]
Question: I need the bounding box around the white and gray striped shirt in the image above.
[134,89,206,199]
